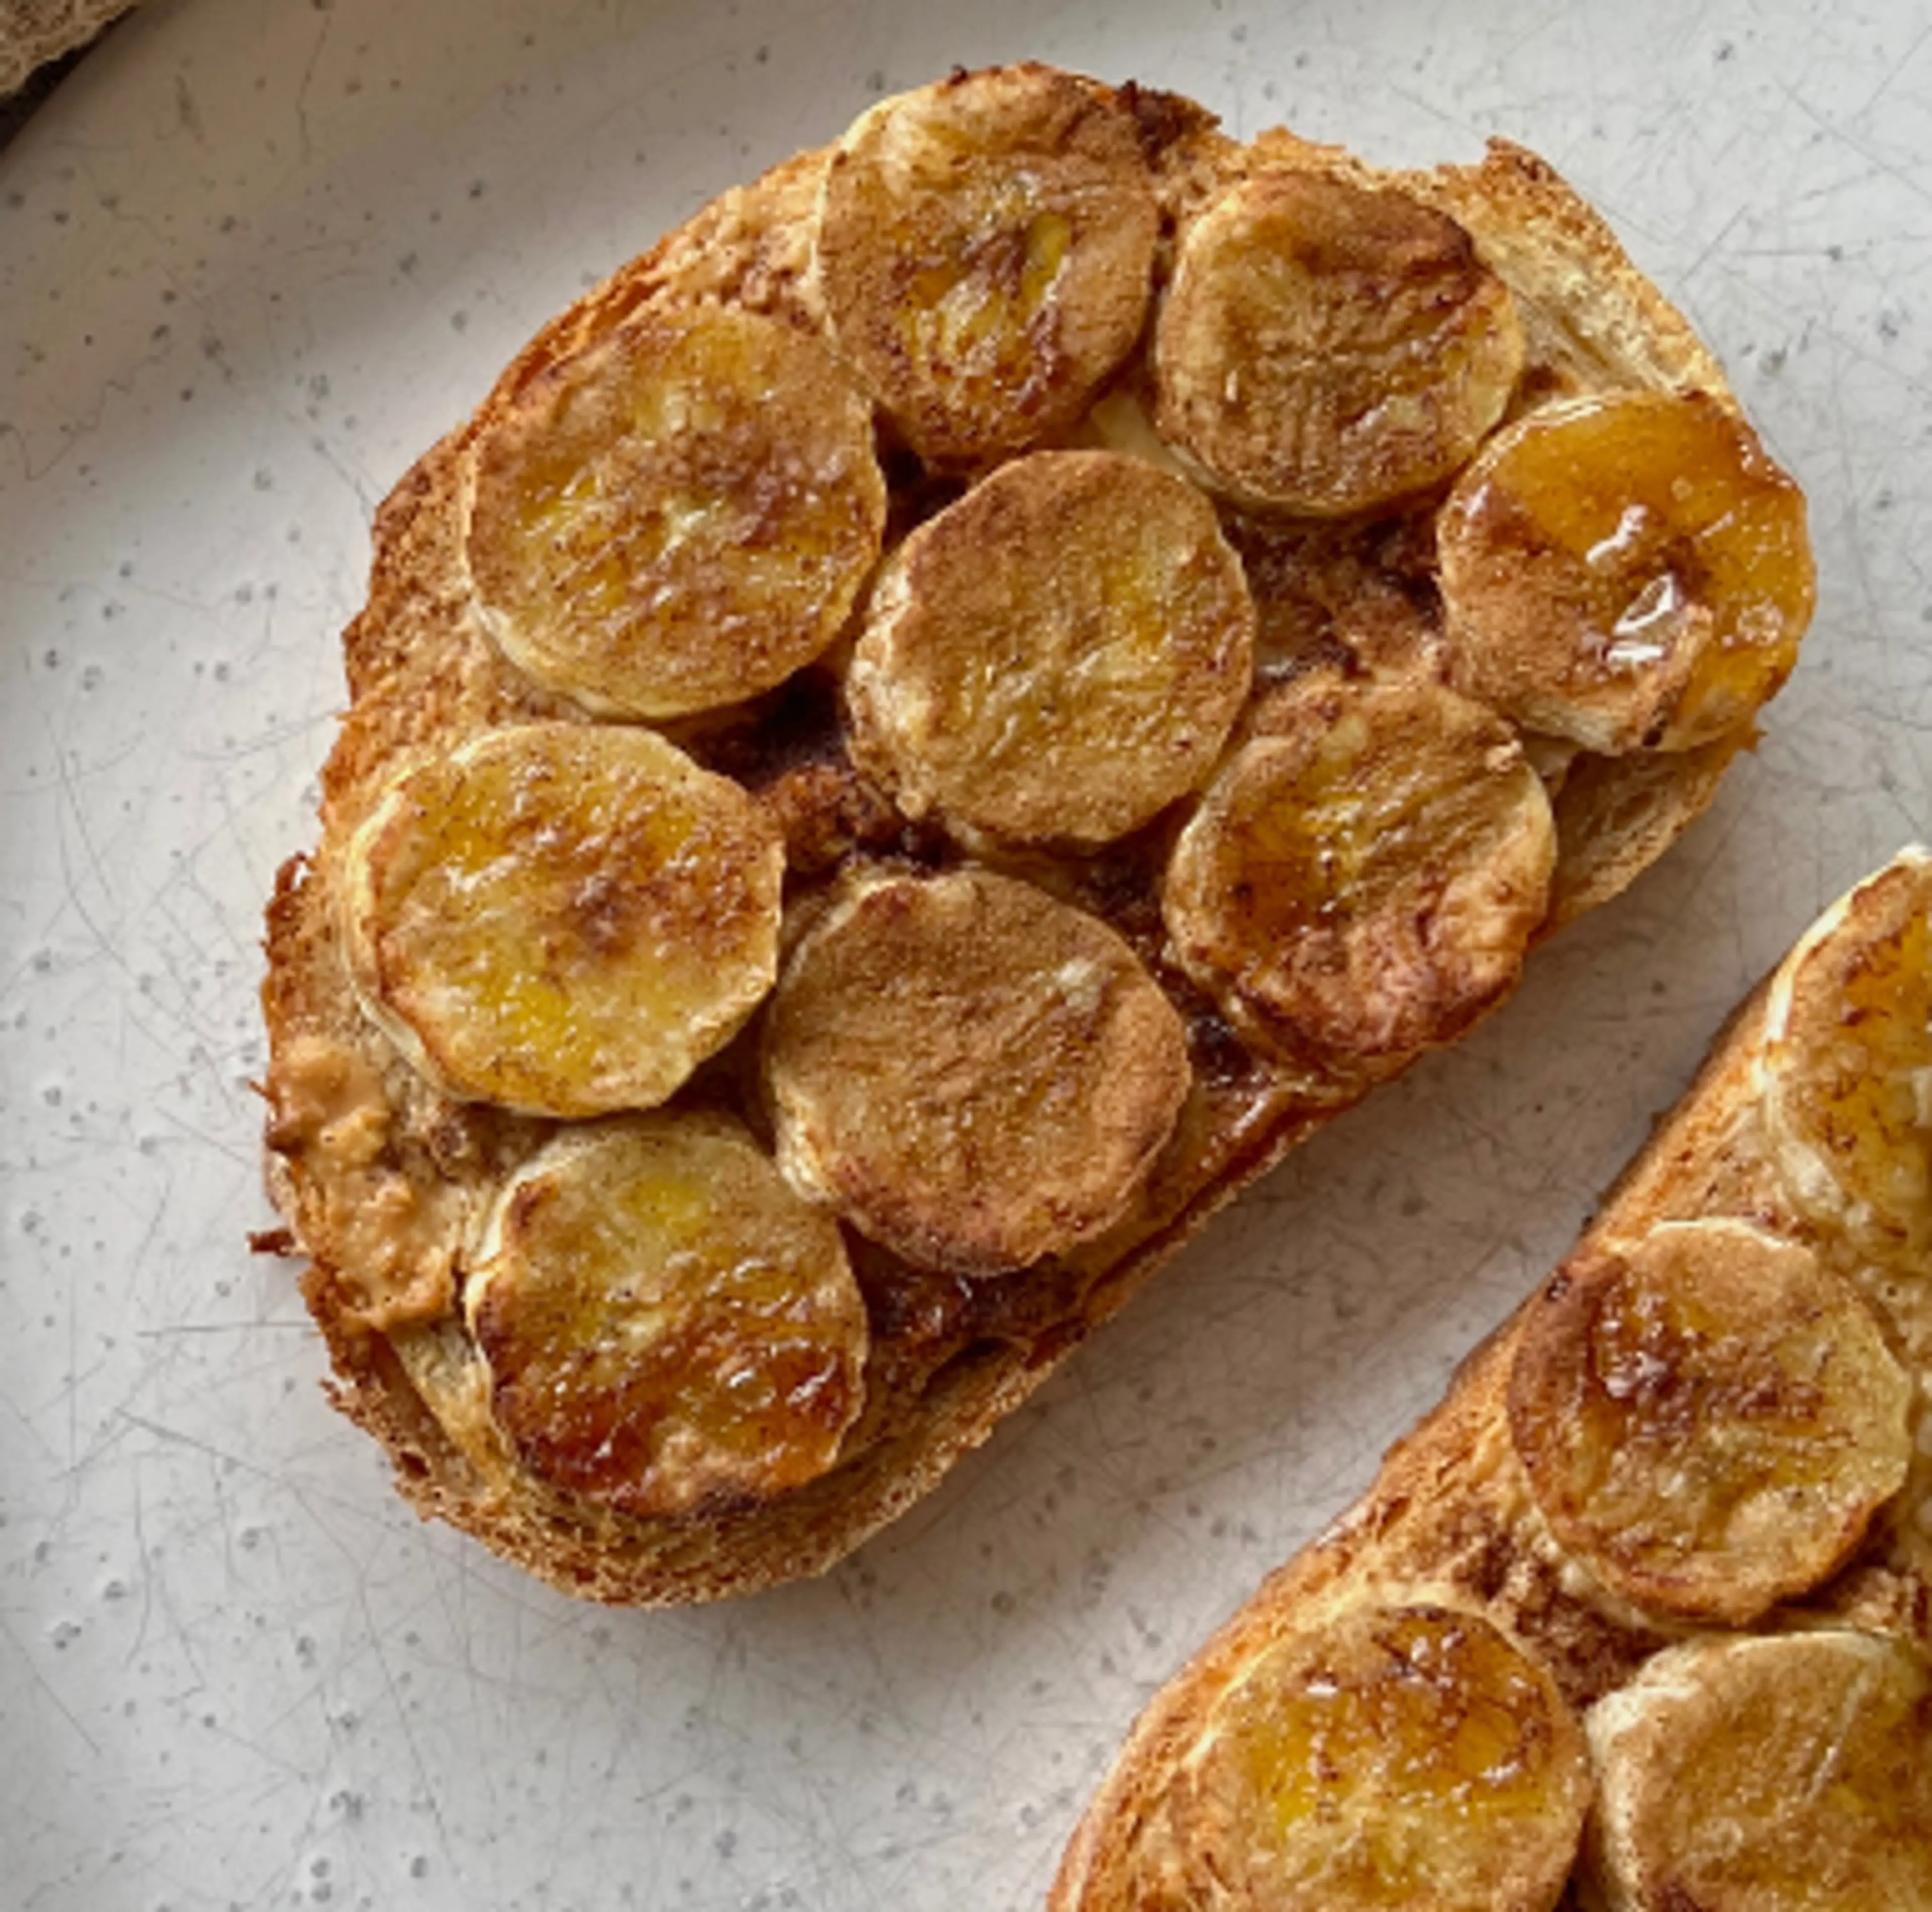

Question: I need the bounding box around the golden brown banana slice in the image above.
[464,303,887,719]
[1583,1629,1932,1912]
[1152,170,1524,516]
[845,451,1256,846]
[341,722,784,1118]
[762,866,1191,1275]
[1162,672,1555,1086]
[1757,849,1932,1265]
[1508,1219,1912,1626]
[812,65,1158,466]
[1171,1600,1591,1912]
[467,1112,866,1518]
[1437,390,1814,754]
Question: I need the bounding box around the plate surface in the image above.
[3,1,1928,1906]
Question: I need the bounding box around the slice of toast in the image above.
[259,63,1818,1605]
[1052,849,1932,1911]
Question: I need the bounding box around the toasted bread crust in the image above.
[1051,854,1932,1912]
[262,67,1810,1606]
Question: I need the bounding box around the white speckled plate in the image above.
[3,1,1927,1905]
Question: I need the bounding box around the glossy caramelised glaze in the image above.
[1438,389,1815,754]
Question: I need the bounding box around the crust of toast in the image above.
[1050,852,1932,1911]
[262,66,1807,1606]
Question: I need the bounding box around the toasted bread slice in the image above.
[261,63,1817,1605]
[1052,850,1932,1912]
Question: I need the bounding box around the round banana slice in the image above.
[1508,1219,1913,1626]
[1162,672,1556,1084]
[1757,850,1932,1264]
[1152,170,1524,516]
[762,866,1192,1276]
[1584,1629,1932,1912]
[464,302,887,719]
[812,65,1158,466]
[1437,390,1815,754]
[1171,1600,1591,1912]
[845,451,1256,847]
[341,722,784,1118]
[467,1112,867,1518]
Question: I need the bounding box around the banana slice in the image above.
[812,65,1158,466]
[467,1112,867,1517]
[1508,1219,1912,1626]
[1584,1629,1932,1911]
[1171,1599,1590,1912]
[341,722,784,1118]
[1162,672,1555,1086]
[1757,849,1932,1267]
[464,303,887,720]
[1437,390,1814,754]
[762,866,1191,1275]
[1152,170,1524,516]
[845,450,1256,847]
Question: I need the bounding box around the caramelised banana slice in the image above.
[1437,390,1814,754]
[812,65,1158,466]
[1757,848,1932,1266]
[465,303,887,719]
[341,722,784,1118]
[1508,1219,1912,1626]
[467,1113,867,1518]
[1152,170,1524,517]
[1583,1629,1932,1911]
[1162,672,1555,1088]
[845,451,1256,846]
[1170,1600,1591,1912]
[762,866,1191,1276]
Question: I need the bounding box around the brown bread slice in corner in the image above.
[1053,850,1932,1912]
